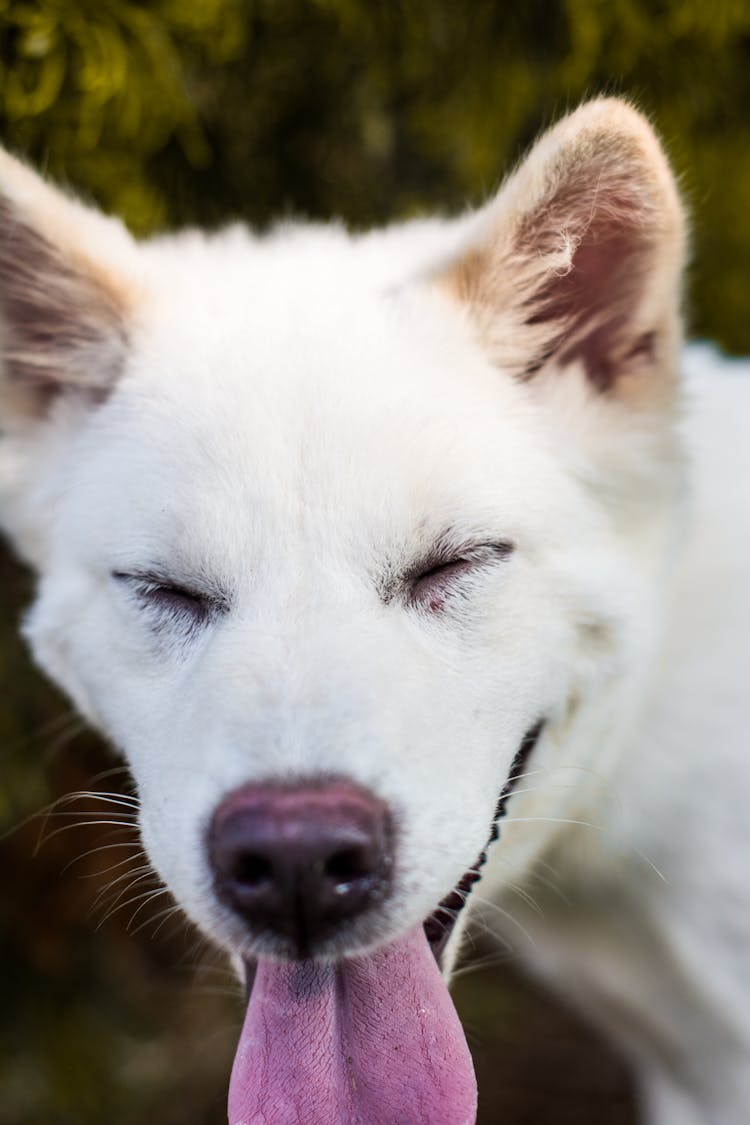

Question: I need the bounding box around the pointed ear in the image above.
[438,99,686,402]
[0,148,137,423]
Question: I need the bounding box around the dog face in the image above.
[0,100,685,970]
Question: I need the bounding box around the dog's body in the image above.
[487,341,750,1125]
[1,100,748,1124]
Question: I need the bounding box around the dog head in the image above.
[0,98,684,979]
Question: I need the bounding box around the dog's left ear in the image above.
[0,147,137,424]
[0,149,139,565]
[437,99,686,404]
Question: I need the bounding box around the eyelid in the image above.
[113,570,198,596]
[407,540,514,582]
[112,571,229,615]
[398,538,514,609]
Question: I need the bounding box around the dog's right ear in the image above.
[0,147,136,425]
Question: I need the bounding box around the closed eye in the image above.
[407,541,514,613]
[112,571,228,630]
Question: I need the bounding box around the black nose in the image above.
[209,779,393,955]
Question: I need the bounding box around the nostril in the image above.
[324,847,373,887]
[232,852,273,888]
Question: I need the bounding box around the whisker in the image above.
[631,846,667,882]
[62,842,142,877]
[137,902,184,940]
[528,867,572,906]
[503,762,617,798]
[45,790,140,811]
[500,813,666,881]
[95,885,167,931]
[85,765,134,787]
[505,881,544,917]
[126,887,173,932]
[92,865,155,909]
[36,817,138,853]
[192,963,239,989]
[503,814,606,830]
[452,951,515,980]
[2,795,131,844]
[469,893,538,950]
[22,787,141,852]
[501,781,593,801]
[179,934,215,970]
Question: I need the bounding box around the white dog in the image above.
[1,99,748,1125]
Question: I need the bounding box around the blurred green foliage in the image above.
[1,2,748,1122]
[0,0,749,343]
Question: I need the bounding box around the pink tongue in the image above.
[228,925,477,1125]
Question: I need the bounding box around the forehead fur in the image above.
[56,225,581,583]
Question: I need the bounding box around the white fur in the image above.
[1,101,748,1123]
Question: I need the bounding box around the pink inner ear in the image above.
[525,205,657,390]
[0,198,128,408]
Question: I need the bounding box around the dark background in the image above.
[1,2,748,1122]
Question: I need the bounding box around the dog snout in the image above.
[209,778,393,955]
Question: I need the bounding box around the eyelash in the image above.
[113,572,224,628]
[406,541,514,612]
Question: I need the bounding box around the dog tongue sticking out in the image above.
[228,925,477,1125]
